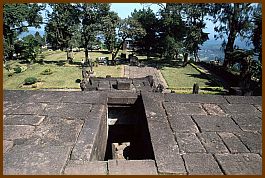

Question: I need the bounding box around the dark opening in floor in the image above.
[104,97,155,161]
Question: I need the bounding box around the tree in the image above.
[112,17,146,60]
[209,3,254,68]
[250,3,262,93]
[4,3,44,61]
[77,3,111,71]
[102,11,120,52]
[34,31,45,47]
[45,3,80,63]
[182,4,210,62]
[131,8,159,58]
[158,3,187,60]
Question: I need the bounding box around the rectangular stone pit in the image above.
[104,96,155,161]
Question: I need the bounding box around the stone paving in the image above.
[3,90,262,175]
[124,65,168,88]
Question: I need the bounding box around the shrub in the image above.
[41,68,53,75]
[24,77,38,85]
[14,66,22,73]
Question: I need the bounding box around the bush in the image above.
[24,77,38,85]
[41,68,53,75]
[75,79,81,83]
[14,66,22,73]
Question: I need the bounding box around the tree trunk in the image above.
[223,4,239,69]
[112,39,125,61]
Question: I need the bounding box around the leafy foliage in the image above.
[3,3,44,60]
[24,77,38,85]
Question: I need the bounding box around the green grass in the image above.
[39,49,137,63]
[4,62,123,90]
[161,64,226,94]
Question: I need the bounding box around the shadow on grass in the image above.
[186,73,222,87]
[139,57,185,68]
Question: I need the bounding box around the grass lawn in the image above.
[39,49,144,63]
[161,64,226,94]
[4,62,123,90]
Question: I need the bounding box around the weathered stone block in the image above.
[147,120,186,174]
[164,93,228,103]
[42,103,92,119]
[220,104,261,117]
[218,132,249,153]
[183,153,223,175]
[3,140,14,154]
[108,160,158,175]
[4,125,35,140]
[176,133,206,153]
[231,116,262,132]
[25,91,65,103]
[168,115,199,133]
[202,103,227,116]
[4,115,45,126]
[235,132,262,153]
[197,132,229,153]
[224,96,262,105]
[192,115,241,132]
[64,161,107,175]
[4,102,47,115]
[164,103,207,116]
[27,116,83,146]
[117,81,131,90]
[4,145,72,175]
[61,91,106,104]
[215,153,262,175]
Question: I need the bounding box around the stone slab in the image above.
[3,140,14,154]
[98,81,110,91]
[224,96,262,105]
[192,115,241,132]
[215,153,262,175]
[164,93,228,104]
[108,160,158,175]
[4,102,47,115]
[202,104,227,116]
[231,116,262,132]
[235,132,262,153]
[147,120,186,174]
[25,91,65,103]
[4,90,37,103]
[164,103,207,116]
[175,133,206,153]
[183,153,223,175]
[4,115,45,126]
[70,119,99,160]
[42,103,92,119]
[107,92,138,104]
[117,81,131,90]
[197,132,229,153]
[218,132,249,153]
[4,145,72,175]
[168,115,199,133]
[64,160,107,175]
[26,116,83,146]
[61,91,106,104]
[4,125,35,140]
[220,104,261,117]
[142,94,166,118]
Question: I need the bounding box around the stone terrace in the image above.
[3,90,262,175]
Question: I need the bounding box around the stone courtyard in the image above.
[3,89,262,175]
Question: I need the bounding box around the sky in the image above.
[29,3,216,39]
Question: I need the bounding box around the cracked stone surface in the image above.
[3,90,262,175]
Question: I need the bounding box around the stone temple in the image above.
[3,75,262,175]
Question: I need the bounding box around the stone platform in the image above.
[3,90,262,175]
